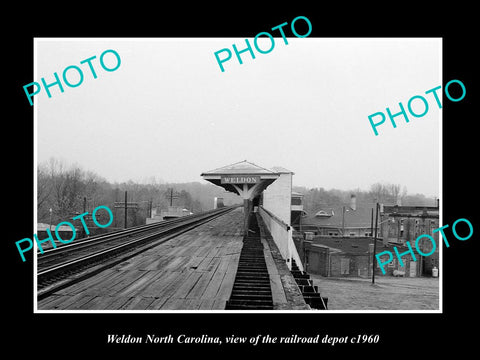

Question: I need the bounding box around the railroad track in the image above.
[37,206,237,299]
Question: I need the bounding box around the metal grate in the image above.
[225,215,273,310]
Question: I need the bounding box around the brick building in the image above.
[295,236,417,278]
[380,204,439,276]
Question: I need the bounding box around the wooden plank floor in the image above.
[38,208,244,311]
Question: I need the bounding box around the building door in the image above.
[340,258,350,275]
[409,261,417,277]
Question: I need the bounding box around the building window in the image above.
[291,198,302,205]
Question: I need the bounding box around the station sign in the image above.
[221,176,260,184]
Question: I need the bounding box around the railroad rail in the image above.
[37,205,237,299]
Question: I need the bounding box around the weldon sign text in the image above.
[221,176,260,184]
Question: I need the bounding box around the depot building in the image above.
[201,160,298,231]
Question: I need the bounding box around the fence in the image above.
[258,206,304,272]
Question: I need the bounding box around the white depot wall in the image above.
[262,172,292,226]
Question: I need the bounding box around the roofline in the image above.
[201,160,278,176]
[200,174,279,179]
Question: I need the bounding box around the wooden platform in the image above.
[38,208,244,311]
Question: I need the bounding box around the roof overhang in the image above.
[201,160,280,200]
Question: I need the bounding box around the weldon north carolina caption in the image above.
[107,333,380,346]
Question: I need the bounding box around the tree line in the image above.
[294,182,437,216]
[37,158,239,230]
[37,158,437,229]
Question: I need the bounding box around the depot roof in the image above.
[201,160,281,199]
[201,160,278,176]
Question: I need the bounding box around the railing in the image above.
[37,206,237,299]
[258,206,304,272]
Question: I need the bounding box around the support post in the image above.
[372,202,379,284]
[243,198,250,234]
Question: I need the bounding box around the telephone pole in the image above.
[114,191,138,229]
[372,202,379,284]
[124,191,127,229]
[165,188,179,207]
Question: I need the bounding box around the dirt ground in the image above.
[310,275,440,311]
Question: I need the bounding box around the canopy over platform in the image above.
[201,160,281,233]
[201,160,279,200]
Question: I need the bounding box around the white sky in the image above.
[35,38,441,197]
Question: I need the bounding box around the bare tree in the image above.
[370,182,385,203]
[45,158,85,220]
[370,182,401,204]
[37,162,52,221]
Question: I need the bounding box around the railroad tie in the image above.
[225,215,273,310]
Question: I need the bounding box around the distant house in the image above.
[146,206,193,224]
[36,223,76,250]
[299,195,376,237]
[37,222,76,236]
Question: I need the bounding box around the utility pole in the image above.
[165,188,179,207]
[370,207,374,236]
[124,191,128,229]
[49,208,53,233]
[372,202,379,284]
[82,196,87,237]
[342,205,349,237]
[397,216,401,243]
[114,191,138,229]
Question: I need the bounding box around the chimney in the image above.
[350,194,356,211]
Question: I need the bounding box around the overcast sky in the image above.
[35,38,441,197]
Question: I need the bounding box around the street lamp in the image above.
[342,206,350,236]
[49,208,53,232]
